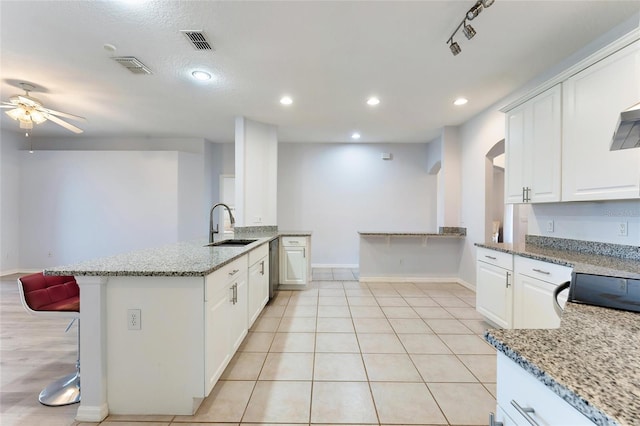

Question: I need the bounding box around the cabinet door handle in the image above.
[510,400,539,426]
[288,241,299,244]
[229,269,239,276]
[522,187,525,203]
[229,284,235,303]
[506,271,511,288]
[260,260,265,275]
[302,248,306,258]
[485,255,497,260]
[233,283,238,304]
[532,268,550,275]
[489,412,503,426]
[526,187,531,202]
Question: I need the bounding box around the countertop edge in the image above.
[359,232,465,237]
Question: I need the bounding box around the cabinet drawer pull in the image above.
[233,283,238,304]
[288,241,299,244]
[489,412,503,426]
[532,268,550,275]
[229,285,235,303]
[260,260,265,275]
[229,269,239,276]
[510,400,539,426]
[506,271,511,288]
[303,248,306,258]
[485,255,497,260]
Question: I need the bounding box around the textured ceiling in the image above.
[1,1,639,144]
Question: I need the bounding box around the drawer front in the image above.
[477,247,513,270]
[281,236,307,247]
[515,256,572,285]
[497,353,593,425]
[205,255,248,301]
[248,243,269,266]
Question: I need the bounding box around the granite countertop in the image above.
[359,227,467,237]
[486,302,640,426]
[475,240,640,280]
[45,230,312,277]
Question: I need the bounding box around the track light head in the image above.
[466,1,483,20]
[462,22,476,40]
[449,41,462,56]
[482,0,495,7]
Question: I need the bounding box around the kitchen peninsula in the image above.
[44,231,310,422]
[358,227,466,282]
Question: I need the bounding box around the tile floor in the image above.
[1,270,497,426]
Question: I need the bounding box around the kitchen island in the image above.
[44,231,309,422]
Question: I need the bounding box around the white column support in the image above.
[75,276,109,422]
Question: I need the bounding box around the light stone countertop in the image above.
[486,302,640,426]
[45,231,311,277]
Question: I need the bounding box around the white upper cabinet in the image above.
[562,39,640,201]
[505,84,562,204]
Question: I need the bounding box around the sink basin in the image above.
[206,239,257,247]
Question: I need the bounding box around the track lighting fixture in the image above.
[446,0,494,56]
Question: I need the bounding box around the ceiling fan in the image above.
[1,83,85,135]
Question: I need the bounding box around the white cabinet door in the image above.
[562,40,640,201]
[513,274,562,329]
[229,270,248,353]
[505,85,562,204]
[281,246,307,285]
[476,261,513,328]
[204,283,231,395]
[248,256,268,327]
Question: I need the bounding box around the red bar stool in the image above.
[17,272,80,406]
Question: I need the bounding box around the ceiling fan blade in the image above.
[40,107,86,121]
[0,104,17,109]
[44,113,83,134]
[18,95,39,107]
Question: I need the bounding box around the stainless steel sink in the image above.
[206,239,257,247]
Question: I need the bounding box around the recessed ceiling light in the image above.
[351,132,361,140]
[454,97,468,106]
[280,96,293,105]
[192,70,212,81]
[367,97,380,106]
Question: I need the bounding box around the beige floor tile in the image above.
[405,297,439,307]
[317,305,351,317]
[174,380,255,422]
[459,319,491,335]
[484,382,497,398]
[311,381,378,424]
[428,382,496,425]
[313,353,368,381]
[425,319,473,334]
[238,332,275,352]
[350,306,386,318]
[370,288,400,297]
[277,317,317,333]
[398,334,451,354]
[284,304,318,317]
[345,289,373,296]
[259,353,314,380]
[410,354,477,382]
[432,297,469,307]
[261,304,286,317]
[291,288,319,297]
[362,354,422,382]
[347,296,379,306]
[316,281,344,289]
[459,296,476,307]
[381,306,419,319]
[316,317,355,333]
[445,307,485,320]
[376,297,409,307]
[413,307,454,319]
[95,422,170,426]
[370,382,447,425]
[270,332,316,352]
[288,296,319,306]
[105,414,174,422]
[357,333,406,353]
[438,335,496,355]
[389,318,433,334]
[319,288,346,297]
[249,317,281,332]
[318,296,349,306]
[315,333,360,353]
[343,281,369,290]
[353,318,394,333]
[220,352,267,380]
[242,381,311,423]
[458,354,497,382]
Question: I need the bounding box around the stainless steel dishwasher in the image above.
[268,238,279,300]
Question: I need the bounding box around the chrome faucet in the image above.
[209,203,235,243]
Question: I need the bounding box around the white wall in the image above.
[278,143,437,266]
[0,130,23,274]
[178,152,205,241]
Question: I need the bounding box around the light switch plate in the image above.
[546,220,554,233]
[617,222,628,237]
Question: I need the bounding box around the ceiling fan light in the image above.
[19,119,33,130]
[449,41,462,56]
[463,23,476,40]
[5,108,22,120]
[30,110,47,124]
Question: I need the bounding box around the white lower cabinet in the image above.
[476,247,514,328]
[513,256,572,329]
[497,352,594,425]
[229,269,248,353]
[280,236,310,287]
[248,244,269,327]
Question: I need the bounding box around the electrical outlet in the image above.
[47,251,53,258]
[546,220,554,233]
[128,309,141,330]
[617,222,628,237]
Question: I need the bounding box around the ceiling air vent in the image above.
[111,56,153,75]
[181,30,213,50]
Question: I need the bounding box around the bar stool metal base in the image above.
[39,371,80,406]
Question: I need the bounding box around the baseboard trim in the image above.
[312,263,359,269]
[75,403,109,422]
